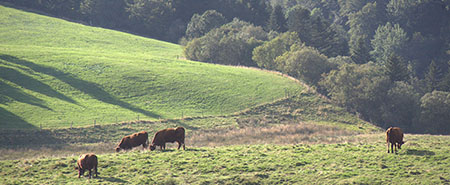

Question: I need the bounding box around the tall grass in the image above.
[0,5,302,129]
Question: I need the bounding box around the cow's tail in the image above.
[386,127,392,143]
[144,132,149,148]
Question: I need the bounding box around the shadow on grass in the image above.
[149,147,203,152]
[403,149,435,156]
[0,65,76,104]
[0,54,160,119]
[185,148,207,152]
[0,129,63,148]
[97,176,128,183]
[0,107,36,129]
[0,81,53,110]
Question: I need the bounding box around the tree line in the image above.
[2,0,449,134]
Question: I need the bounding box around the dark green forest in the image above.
[2,0,449,134]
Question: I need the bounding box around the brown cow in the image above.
[150,127,185,151]
[386,127,405,153]
[75,153,98,178]
[115,131,149,152]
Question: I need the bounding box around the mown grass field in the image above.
[0,5,301,129]
[1,134,449,184]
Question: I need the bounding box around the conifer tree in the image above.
[385,54,408,82]
[267,5,287,32]
[438,62,450,92]
[424,60,442,92]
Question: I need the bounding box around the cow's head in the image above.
[115,147,121,152]
[398,141,406,149]
[149,145,156,151]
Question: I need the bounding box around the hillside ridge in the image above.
[0,5,301,128]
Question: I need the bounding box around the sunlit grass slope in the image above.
[0,5,302,129]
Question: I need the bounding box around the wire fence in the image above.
[27,88,302,130]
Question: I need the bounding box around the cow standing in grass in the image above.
[115,131,149,152]
[386,127,405,153]
[75,153,98,178]
[150,127,185,151]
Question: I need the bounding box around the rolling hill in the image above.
[1,5,449,185]
[0,5,301,129]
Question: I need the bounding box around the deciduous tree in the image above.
[419,91,450,134]
[185,10,227,41]
[252,32,302,70]
[370,22,408,64]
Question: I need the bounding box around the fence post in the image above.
[71,121,73,129]
[137,115,140,121]
[94,120,96,127]
[181,111,184,119]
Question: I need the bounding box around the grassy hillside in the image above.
[1,5,447,185]
[1,134,448,184]
[0,92,380,160]
[0,5,302,129]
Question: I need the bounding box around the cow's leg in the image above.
[391,143,395,153]
[180,139,185,150]
[88,169,92,179]
[78,169,83,178]
[177,141,181,150]
[143,140,148,149]
[94,165,98,177]
[387,142,390,153]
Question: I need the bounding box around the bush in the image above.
[417,91,450,134]
[276,46,333,85]
[252,32,302,71]
[185,10,227,41]
[184,19,267,66]
[319,62,390,124]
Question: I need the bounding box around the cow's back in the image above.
[152,128,181,144]
[152,128,172,144]
[386,127,404,143]
[78,153,97,170]
[131,131,148,146]
[118,136,132,149]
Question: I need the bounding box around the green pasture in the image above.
[0,5,301,129]
[0,134,448,184]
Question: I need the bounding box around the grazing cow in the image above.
[150,127,185,151]
[115,131,149,152]
[75,153,98,178]
[386,127,405,153]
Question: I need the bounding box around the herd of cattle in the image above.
[75,126,405,179]
[76,126,185,178]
